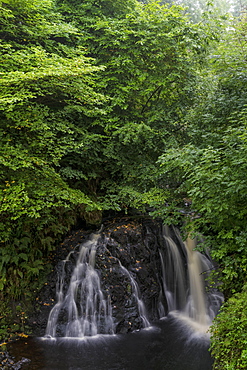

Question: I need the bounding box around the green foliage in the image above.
[153,14,247,367]
[210,285,247,369]
[56,0,138,21]
[0,299,32,342]
[0,301,15,342]
[158,110,247,294]
[57,0,219,208]
[178,0,232,23]
[0,0,105,299]
[156,15,247,294]
[0,0,225,302]
[2,1,245,355]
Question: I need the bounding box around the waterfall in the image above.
[45,233,114,338]
[159,226,223,328]
[45,232,149,338]
[185,237,208,325]
[44,221,223,339]
[119,263,150,328]
[159,225,187,313]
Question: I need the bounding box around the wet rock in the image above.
[0,350,30,370]
[28,217,165,336]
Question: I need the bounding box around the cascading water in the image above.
[158,225,187,316]
[119,262,150,328]
[158,225,223,329]
[44,220,223,340]
[45,233,114,338]
[45,231,150,338]
[8,220,220,370]
[185,236,209,325]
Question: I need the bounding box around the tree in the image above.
[210,285,247,369]
[150,12,247,369]
[0,0,220,307]
[57,0,214,211]
[0,0,106,297]
[178,0,232,22]
[156,15,247,294]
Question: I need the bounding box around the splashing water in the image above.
[45,223,223,339]
[119,262,150,328]
[45,233,114,338]
[158,226,223,331]
[45,232,150,338]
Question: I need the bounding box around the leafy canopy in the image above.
[155,14,247,295]
[0,0,106,296]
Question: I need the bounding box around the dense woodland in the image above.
[0,0,247,368]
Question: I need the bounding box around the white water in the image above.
[159,226,223,331]
[45,233,150,338]
[45,233,114,338]
[185,237,208,325]
[159,226,187,313]
[119,263,150,328]
[45,224,223,339]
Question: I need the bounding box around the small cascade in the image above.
[159,226,223,328]
[159,226,187,314]
[45,233,114,338]
[45,250,74,337]
[43,219,223,339]
[185,237,208,325]
[119,263,150,328]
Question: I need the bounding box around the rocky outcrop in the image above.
[28,217,165,336]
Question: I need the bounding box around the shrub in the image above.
[210,285,247,369]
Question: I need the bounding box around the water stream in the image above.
[45,233,114,338]
[45,224,222,338]
[158,226,223,330]
[7,220,223,369]
[119,262,150,328]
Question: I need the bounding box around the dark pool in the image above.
[7,316,213,370]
